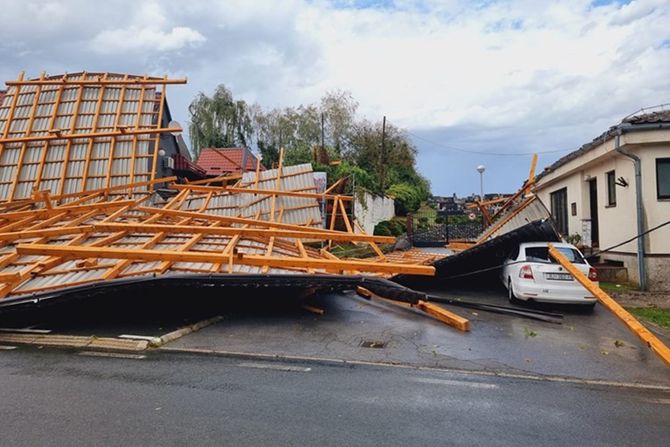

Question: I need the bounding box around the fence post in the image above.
[406,213,414,246]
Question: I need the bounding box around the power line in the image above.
[406,130,573,157]
[440,218,670,280]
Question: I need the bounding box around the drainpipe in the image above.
[614,129,646,291]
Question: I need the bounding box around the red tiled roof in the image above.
[196,147,263,176]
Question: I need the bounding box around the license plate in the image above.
[545,272,573,281]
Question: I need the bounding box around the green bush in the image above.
[386,183,421,216]
[374,220,406,236]
[373,221,393,236]
[435,215,445,224]
[389,219,406,235]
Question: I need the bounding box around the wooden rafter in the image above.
[16,244,436,276]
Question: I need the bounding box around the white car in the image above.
[500,242,598,307]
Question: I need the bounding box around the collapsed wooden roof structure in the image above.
[0,71,438,313]
[0,71,562,333]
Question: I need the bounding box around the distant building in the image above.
[196,147,263,177]
[430,194,464,215]
[535,108,670,291]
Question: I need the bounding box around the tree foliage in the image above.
[187,85,430,211]
[386,183,423,216]
[188,85,253,158]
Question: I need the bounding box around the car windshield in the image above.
[524,246,585,264]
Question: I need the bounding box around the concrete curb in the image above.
[150,316,223,348]
[0,333,148,351]
[158,345,670,392]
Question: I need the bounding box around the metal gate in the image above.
[407,210,448,247]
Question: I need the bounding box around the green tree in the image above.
[188,85,253,158]
[320,90,358,155]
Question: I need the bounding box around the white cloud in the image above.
[0,0,669,193]
[91,26,206,52]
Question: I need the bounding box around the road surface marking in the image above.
[0,328,52,334]
[641,398,670,405]
[119,334,161,342]
[413,377,498,389]
[238,362,311,372]
[78,351,146,360]
[0,345,17,350]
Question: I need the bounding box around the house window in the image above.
[550,187,568,236]
[571,202,577,216]
[658,158,670,199]
[606,170,616,206]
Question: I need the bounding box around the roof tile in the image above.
[196,148,262,176]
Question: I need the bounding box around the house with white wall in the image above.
[534,107,670,291]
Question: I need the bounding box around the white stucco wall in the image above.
[536,130,670,255]
[354,192,395,235]
[535,130,670,290]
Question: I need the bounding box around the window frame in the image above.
[657,158,670,200]
[550,187,568,236]
[606,170,616,206]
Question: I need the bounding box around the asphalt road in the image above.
[164,283,670,385]
[1,348,669,446]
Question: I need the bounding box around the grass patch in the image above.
[330,243,394,259]
[599,281,637,293]
[626,307,670,330]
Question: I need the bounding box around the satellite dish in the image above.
[168,120,182,136]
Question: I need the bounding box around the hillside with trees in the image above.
[188,85,430,214]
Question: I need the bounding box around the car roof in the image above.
[518,242,577,249]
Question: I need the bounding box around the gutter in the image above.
[613,126,647,290]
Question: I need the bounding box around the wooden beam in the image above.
[527,153,538,187]
[548,244,670,367]
[0,71,24,165]
[53,177,176,201]
[356,287,469,331]
[0,225,93,242]
[5,77,187,86]
[172,183,353,201]
[476,196,536,244]
[0,127,182,145]
[8,71,45,201]
[415,301,470,332]
[81,73,108,191]
[33,75,67,189]
[338,198,353,233]
[187,174,242,185]
[270,147,284,222]
[325,177,346,194]
[16,244,437,276]
[92,223,396,244]
[135,206,365,235]
[57,72,88,196]
[0,199,135,221]
[150,80,167,181]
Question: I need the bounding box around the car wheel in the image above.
[508,279,519,304]
[583,302,596,312]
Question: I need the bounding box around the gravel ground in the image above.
[610,290,670,309]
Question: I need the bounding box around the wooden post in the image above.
[548,243,670,367]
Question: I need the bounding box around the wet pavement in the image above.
[2,349,669,447]
[163,283,670,385]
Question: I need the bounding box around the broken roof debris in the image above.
[0,71,561,334]
[0,72,436,313]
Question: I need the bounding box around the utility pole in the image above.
[321,112,325,150]
[380,115,386,191]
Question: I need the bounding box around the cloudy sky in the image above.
[1,0,669,195]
